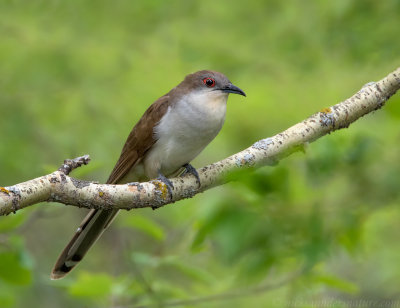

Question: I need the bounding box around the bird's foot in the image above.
[182,163,201,187]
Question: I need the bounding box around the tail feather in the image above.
[51,209,119,280]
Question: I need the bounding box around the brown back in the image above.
[107,95,171,184]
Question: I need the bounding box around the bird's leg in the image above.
[182,163,201,187]
[156,171,174,199]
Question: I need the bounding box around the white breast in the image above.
[142,90,228,179]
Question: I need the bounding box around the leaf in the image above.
[68,272,113,298]
[131,252,160,268]
[0,251,32,285]
[192,204,256,262]
[0,212,27,232]
[0,282,16,308]
[226,166,290,198]
[152,280,188,299]
[302,206,331,267]
[0,296,14,308]
[238,252,276,283]
[119,215,165,241]
[161,257,215,284]
[315,275,359,294]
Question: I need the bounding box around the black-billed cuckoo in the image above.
[51,70,246,279]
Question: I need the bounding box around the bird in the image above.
[51,70,246,279]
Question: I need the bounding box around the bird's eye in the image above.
[203,78,215,88]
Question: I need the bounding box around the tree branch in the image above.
[1,68,399,216]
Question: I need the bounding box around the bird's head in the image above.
[180,70,246,98]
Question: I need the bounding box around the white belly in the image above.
[142,91,228,179]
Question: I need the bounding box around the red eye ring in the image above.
[203,78,215,87]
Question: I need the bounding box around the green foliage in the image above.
[0,0,399,307]
[0,286,16,308]
[0,235,32,285]
[119,215,165,242]
[313,274,359,294]
[68,272,113,298]
[0,213,27,232]
[0,251,32,285]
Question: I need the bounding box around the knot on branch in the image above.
[58,155,91,175]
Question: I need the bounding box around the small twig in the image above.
[58,155,91,175]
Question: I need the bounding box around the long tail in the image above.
[50,209,119,280]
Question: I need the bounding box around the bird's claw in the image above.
[182,163,201,187]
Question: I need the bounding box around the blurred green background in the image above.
[1,0,400,307]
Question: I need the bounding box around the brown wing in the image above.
[107,95,171,184]
[50,94,172,279]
